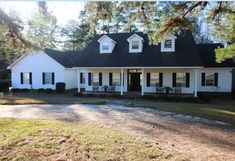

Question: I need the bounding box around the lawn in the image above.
[120,100,235,125]
[0,119,170,161]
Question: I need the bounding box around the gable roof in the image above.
[76,30,204,67]
[197,44,235,67]
[44,48,80,68]
[97,35,117,44]
[127,33,144,42]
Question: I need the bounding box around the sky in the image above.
[0,1,84,25]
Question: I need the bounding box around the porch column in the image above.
[141,68,145,96]
[120,68,124,95]
[194,68,198,97]
[77,68,80,93]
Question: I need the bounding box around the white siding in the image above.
[64,69,77,89]
[11,51,64,89]
[197,68,232,92]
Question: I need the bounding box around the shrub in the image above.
[38,88,45,92]
[198,92,211,102]
[45,88,53,93]
[11,88,20,93]
[0,92,4,97]
[56,82,65,94]
[0,82,10,93]
[21,88,29,92]
[74,92,83,97]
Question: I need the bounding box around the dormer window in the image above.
[164,40,172,49]
[102,42,110,51]
[98,35,116,54]
[131,40,139,50]
[161,35,176,52]
[127,34,144,53]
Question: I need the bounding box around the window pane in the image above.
[176,72,186,87]
[205,74,214,86]
[92,73,99,85]
[150,73,159,86]
[45,72,52,84]
[23,73,30,84]
[102,42,109,50]
[164,40,172,48]
[113,73,120,86]
[132,40,139,49]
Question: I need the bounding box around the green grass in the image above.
[0,119,171,161]
[120,100,235,124]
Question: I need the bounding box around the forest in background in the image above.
[0,1,234,79]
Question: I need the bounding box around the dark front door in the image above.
[130,73,141,91]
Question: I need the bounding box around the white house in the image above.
[7,30,235,97]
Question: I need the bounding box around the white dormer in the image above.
[127,34,144,53]
[98,35,116,54]
[161,34,177,52]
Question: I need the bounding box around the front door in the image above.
[130,73,141,91]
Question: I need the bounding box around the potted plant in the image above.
[102,85,109,93]
[164,86,172,94]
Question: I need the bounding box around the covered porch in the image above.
[76,67,201,97]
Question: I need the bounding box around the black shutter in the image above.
[172,73,176,87]
[186,73,190,87]
[214,73,218,87]
[109,73,113,86]
[146,73,150,87]
[80,73,83,84]
[88,73,91,86]
[29,73,32,85]
[42,72,45,85]
[159,73,163,87]
[52,73,55,85]
[99,73,102,86]
[201,73,205,86]
[20,72,23,84]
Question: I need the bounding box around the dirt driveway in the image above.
[0,104,234,161]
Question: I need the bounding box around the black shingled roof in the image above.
[44,30,235,68]
[76,30,204,67]
[44,48,80,68]
[197,43,235,67]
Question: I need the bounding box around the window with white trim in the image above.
[205,73,214,86]
[102,42,110,51]
[22,72,30,84]
[131,40,139,50]
[150,73,159,87]
[176,72,186,87]
[45,72,53,84]
[164,40,172,49]
[92,73,99,85]
[113,73,120,86]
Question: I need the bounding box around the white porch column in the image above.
[77,68,81,93]
[120,68,124,95]
[141,68,145,96]
[194,68,198,97]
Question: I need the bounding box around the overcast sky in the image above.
[0,1,84,25]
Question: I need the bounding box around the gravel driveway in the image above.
[0,104,234,161]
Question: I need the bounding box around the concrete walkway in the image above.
[0,104,234,161]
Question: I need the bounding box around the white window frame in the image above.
[205,73,215,86]
[45,72,53,85]
[113,73,120,86]
[101,42,110,51]
[176,72,186,87]
[150,73,160,87]
[22,72,30,84]
[131,40,139,50]
[161,36,176,52]
[92,73,99,85]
